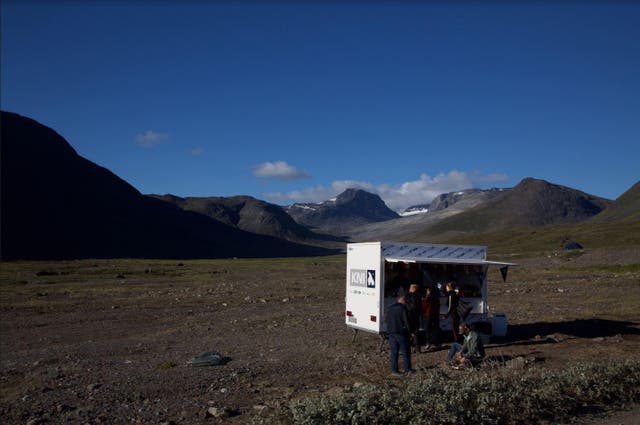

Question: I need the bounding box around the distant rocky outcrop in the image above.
[429,188,507,213]
[400,204,431,217]
[150,194,342,244]
[286,188,399,231]
[400,188,507,217]
[0,111,333,260]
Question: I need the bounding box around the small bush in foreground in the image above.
[284,361,640,425]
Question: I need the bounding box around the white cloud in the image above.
[135,130,169,148]
[264,170,509,212]
[253,161,311,181]
[189,147,204,156]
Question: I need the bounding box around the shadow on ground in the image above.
[488,319,640,349]
[510,318,640,340]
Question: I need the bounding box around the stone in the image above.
[564,240,583,250]
[545,335,560,343]
[206,407,231,418]
[324,386,344,396]
[505,356,527,369]
[253,405,270,416]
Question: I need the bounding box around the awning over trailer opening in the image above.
[380,242,516,267]
[385,257,517,267]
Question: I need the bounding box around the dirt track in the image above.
[1,249,639,423]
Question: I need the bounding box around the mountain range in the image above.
[149,194,344,245]
[0,112,333,260]
[2,111,638,260]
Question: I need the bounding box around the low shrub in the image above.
[285,361,640,425]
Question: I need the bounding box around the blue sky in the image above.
[2,1,639,212]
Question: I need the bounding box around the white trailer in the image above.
[345,241,515,339]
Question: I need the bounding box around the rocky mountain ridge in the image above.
[400,188,508,216]
[149,194,343,245]
[285,188,399,231]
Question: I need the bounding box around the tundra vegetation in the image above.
[285,361,640,425]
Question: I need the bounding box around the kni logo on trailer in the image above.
[350,269,376,288]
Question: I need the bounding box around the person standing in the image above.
[385,296,415,376]
[423,286,441,350]
[405,284,423,343]
[445,281,461,343]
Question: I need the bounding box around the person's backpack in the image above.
[457,298,473,319]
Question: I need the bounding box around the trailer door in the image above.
[345,242,382,333]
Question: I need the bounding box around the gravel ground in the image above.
[1,249,639,424]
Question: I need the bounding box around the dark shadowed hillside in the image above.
[286,188,399,232]
[416,178,612,237]
[591,180,640,223]
[0,111,333,260]
[150,194,344,244]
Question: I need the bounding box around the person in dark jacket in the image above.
[423,285,441,350]
[405,284,423,333]
[385,296,415,376]
[445,281,461,343]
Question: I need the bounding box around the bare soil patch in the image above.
[1,249,639,423]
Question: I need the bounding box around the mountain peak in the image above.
[335,188,382,204]
[286,189,398,230]
[419,177,612,235]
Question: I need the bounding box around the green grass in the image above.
[561,263,640,273]
[415,219,640,257]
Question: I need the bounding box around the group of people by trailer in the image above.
[345,242,514,377]
[384,262,486,376]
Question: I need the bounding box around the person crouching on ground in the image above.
[447,322,485,368]
[385,296,416,377]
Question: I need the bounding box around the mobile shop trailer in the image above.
[345,242,516,339]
